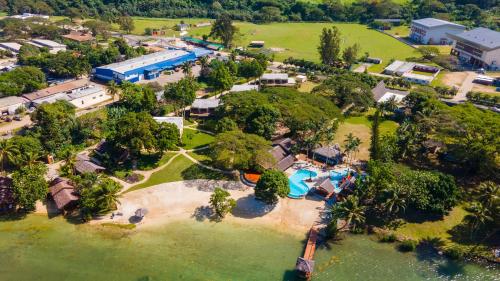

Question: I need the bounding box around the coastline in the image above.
[93,180,327,237]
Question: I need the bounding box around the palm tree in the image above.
[464,202,493,239]
[17,151,42,168]
[62,150,77,176]
[343,133,361,170]
[476,181,499,209]
[95,178,122,214]
[107,80,120,102]
[181,61,192,77]
[0,140,19,173]
[382,187,406,216]
[330,195,366,232]
[199,56,209,70]
[379,96,398,117]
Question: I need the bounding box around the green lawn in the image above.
[126,18,419,64]
[181,128,215,150]
[128,154,230,192]
[136,151,178,170]
[383,25,410,37]
[395,206,468,244]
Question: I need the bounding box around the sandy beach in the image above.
[95,180,327,235]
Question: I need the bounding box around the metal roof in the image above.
[449,28,500,50]
[191,98,220,109]
[153,116,184,133]
[230,84,259,92]
[0,96,27,108]
[261,73,289,80]
[412,18,465,29]
[31,39,66,48]
[67,85,104,99]
[98,49,191,74]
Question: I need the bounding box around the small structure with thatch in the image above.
[296,227,318,280]
[314,177,336,198]
[49,178,79,212]
[75,154,105,175]
[0,177,14,212]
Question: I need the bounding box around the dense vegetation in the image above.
[2,0,498,29]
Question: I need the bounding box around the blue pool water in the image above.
[288,169,318,198]
[330,169,351,193]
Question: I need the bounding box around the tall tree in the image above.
[330,195,366,232]
[163,77,198,117]
[208,61,234,94]
[370,109,381,160]
[342,43,360,67]
[118,16,135,34]
[0,140,18,173]
[318,26,341,65]
[11,163,48,211]
[210,13,238,48]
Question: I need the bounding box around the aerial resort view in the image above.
[0,1,500,281]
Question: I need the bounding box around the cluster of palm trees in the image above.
[0,140,43,174]
[463,181,499,240]
[343,133,361,170]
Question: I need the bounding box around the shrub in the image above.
[398,239,417,252]
[444,246,466,260]
[379,233,397,243]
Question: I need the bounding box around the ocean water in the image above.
[0,215,497,281]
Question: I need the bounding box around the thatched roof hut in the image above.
[75,154,106,174]
[0,177,14,211]
[49,178,79,211]
[295,257,315,278]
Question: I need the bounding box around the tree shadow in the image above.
[282,269,302,281]
[401,209,444,223]
[0,212,27,222]
[191,205,215,222]
[231,194,276,219]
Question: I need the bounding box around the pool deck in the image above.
[285,161,353,199]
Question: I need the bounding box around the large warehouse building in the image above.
[92,49,197,83]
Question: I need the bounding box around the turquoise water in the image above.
[0,215,498,281]
[289,169,318,198]
[330,169,350,193]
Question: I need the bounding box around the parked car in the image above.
[13,115,21,121]
[5,117,12,122]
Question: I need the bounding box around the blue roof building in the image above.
[93,49,197,83]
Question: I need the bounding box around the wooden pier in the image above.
[295,226,319,280]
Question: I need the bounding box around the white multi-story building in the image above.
[410,18,465,45]
[449,28,500,70]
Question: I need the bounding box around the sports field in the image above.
[128,18,419,64]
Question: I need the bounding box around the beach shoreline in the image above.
[91,180,327,236]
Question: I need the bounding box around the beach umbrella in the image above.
[135,208,148,218]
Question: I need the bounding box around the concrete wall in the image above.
[411,24,465,45]
[69,90,112,109]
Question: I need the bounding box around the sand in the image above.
[95,180,327,235]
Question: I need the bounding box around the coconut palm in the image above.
[379,96,398,117]
[95,177,122,213]
[107,80,120,102]
[61,150,77,176]
[464,202,493,239]
[382,187,406,216]
[476,181,499,209]
[330,195,366,232]
[181,61,192,77]
[199,56,209,69]
[17,151,42,168]
[0,140,19,173]
[343,133,361,170]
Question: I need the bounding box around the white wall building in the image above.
[449,28,500,70]
[68,86,111,109]
[410,18,465,45]
[0,96,28,115]
[28,39,67,54]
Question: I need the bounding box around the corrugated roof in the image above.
[261,73,289,80]
[191,98,220,109]
[31,39,66,48]
[23,79,89,101]
[412,18,464,29]
[97,49,191,74]
[449,27,500,50]
[0,96,27,108]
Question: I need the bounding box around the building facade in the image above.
[28,39,67,54]
[410,18,465,45]
[449,28,500,70]
[93,49,197,83]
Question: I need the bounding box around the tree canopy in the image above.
[254,169,290,204]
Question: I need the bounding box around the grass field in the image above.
[333,111,399,161]
[128,154,229,191]
[126,18,419,64]
[181,128,215,150]
[395,206,467,244]
[381,25,410,37]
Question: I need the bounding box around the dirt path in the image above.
[453,71,476,102]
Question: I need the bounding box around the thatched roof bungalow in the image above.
[49,178,79,211]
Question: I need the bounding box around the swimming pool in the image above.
[288,169,318,198]
[330,169,353,193]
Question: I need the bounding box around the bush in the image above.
[443,246,466,260]
[398,239,417,252]
[379,233,397,243]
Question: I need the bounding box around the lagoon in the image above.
[0,215,497,281]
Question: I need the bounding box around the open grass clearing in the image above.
[128,154,231,192]
[383,25,410,37]
[297,81,319,93]
[395,206,468,244]
[181,128,215,150]
[122,18,419,64]
[333,112,399,161]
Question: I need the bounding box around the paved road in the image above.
[453,71,476,102]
